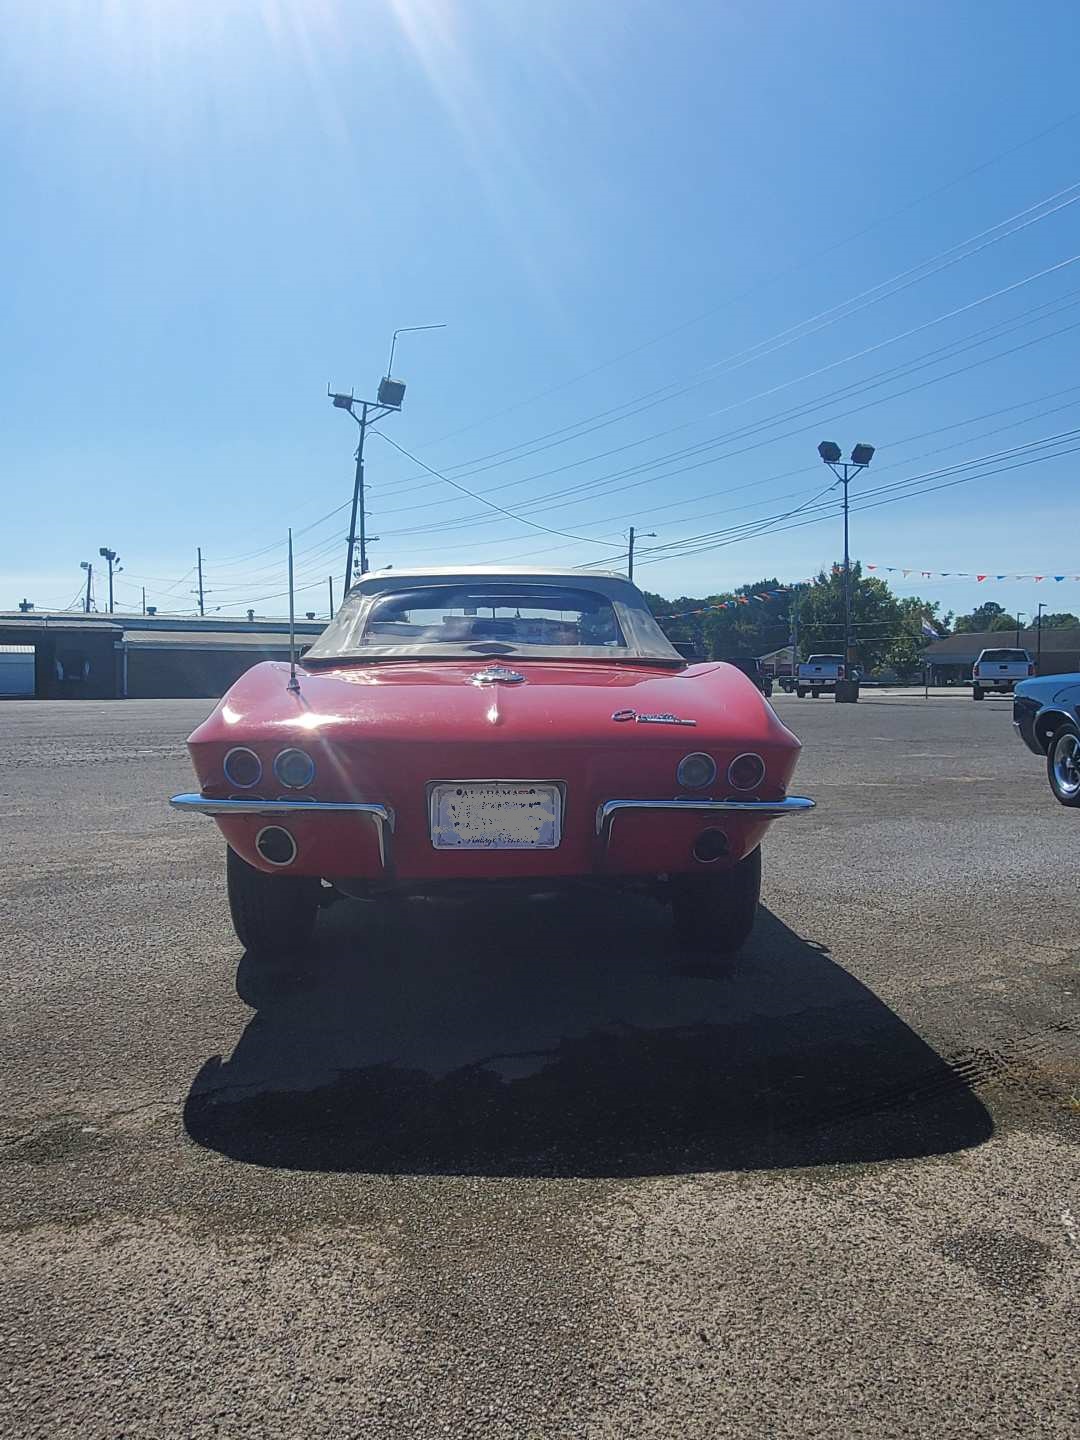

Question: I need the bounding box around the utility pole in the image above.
[195,547,206,618]
[141,586,146,616]
[80,561,93,613]
[345,401,370,591]
[1015,611,1026,648]
[817,442,875,700]
[626,526,656,582]
[331,323,446,595]
[328,575,335,619]
[790,585,800,664]
[98,547,121,613]
[1036,602,1046,672]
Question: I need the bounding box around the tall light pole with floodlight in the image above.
[817,440,875,698]
[330,324,445,593]
[98,547,121,614]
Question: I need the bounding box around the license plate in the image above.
[429,782,562,849]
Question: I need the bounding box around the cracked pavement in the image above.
[0,694,1077,1438]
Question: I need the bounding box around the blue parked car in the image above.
[1013,674,1080,807]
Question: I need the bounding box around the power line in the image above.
[376,286,1080,542]
[371,431,623,545]
[632,436,1080,568]
[370,179,1080,502]
[402,106,1080,456]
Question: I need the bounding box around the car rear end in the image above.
[796,655,844,695]
[972,648,1033,698]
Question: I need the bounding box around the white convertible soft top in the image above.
[303,568,684,665]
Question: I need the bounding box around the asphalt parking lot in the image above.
[1,691,1077,1438]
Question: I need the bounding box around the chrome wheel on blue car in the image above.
[1048,722,1080,808]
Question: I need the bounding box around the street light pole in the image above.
[1036,602,1046,672]
[344,400,370,592]
[817,442,875,699]
[98,547,121,614]
[80,561,93,613]
[627,526,656,582]
[1016,611,1026,648]
[332,323,445,596]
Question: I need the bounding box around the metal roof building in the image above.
[0,612,327,699]
[921,627,1080,680]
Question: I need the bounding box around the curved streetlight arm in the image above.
[386,323,446,377]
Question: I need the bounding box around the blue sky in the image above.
[5,0,1080,624]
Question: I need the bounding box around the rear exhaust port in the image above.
[692,828,729,864]
[255,826,298,867]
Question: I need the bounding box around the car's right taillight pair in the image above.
[973,665,981,678]
[1028,663,1035,676]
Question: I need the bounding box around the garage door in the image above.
[0,646,35,697]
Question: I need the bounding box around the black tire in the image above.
[973,686,984,700]
[796,687,806,698]
[811,689,821,698]
[671,846,762,960]
[226,846,320,955]
[1047,721,1080,807]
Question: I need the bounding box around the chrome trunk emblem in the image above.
[612,709,696,726]
[470,665,525,685]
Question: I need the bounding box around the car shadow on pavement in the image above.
[184,893,993,1177]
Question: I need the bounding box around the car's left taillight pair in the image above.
[223,746,315,791]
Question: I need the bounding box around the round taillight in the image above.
[676,752,717,790]
[727,752,765,791]
[274,747,316,790]
[223,746,262,789]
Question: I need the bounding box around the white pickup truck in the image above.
[795,654,845,697]
[972,647,1033,700]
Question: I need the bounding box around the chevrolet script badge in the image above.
[612,709,696,726]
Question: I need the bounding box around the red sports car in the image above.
[171,568,813,964]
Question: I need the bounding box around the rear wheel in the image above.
[226,846,320,956]
[973,686,984,700]
[796,686,807,698]
[811,689,821,698]
[1047,721,1080,807]
[671,846,761,961]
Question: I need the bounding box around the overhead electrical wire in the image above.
[185,153,1080,576]
[374,288,1080,544]
[370,179,1080,502]
[370,431,623,545]
[630,433,1080,568]
[404,105,1080,455]
[373,252,1080,533]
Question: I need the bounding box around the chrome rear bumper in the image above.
[596,795,814,841]
[169,794,395,867]
[169,791,813,872]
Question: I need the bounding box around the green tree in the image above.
[885,596,950,679]
[988,612,1025,632]
[796,563,900,672]
[1038,612,1080,628]
[954,601,1007,633]
[644,580,793,660]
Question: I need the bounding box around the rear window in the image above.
[980,649,1028,662]
[337,583,626,651]
[805,655,843,665]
